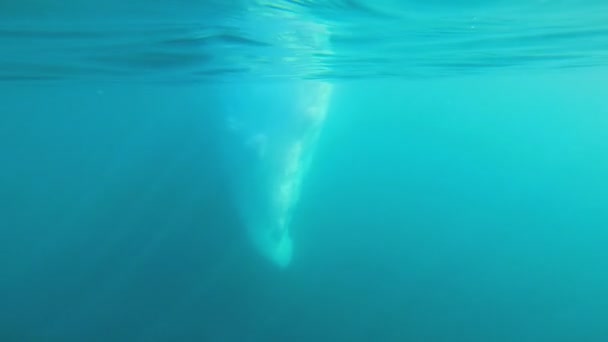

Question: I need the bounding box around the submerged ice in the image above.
[218,5,334,267]
[222,82,333,267]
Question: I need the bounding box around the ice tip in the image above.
[259,230,293,269]
[270,233,293,269]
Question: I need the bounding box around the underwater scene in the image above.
[1,0,608,341]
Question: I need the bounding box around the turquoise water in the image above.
[1,1,608,341]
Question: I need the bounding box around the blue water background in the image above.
[1,1,608,341]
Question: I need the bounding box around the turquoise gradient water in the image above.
[1,1,608,341]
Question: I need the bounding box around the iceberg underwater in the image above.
[222,82,333,268]
[219,6,334,268]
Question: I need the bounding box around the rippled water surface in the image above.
[2,0,608,80]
